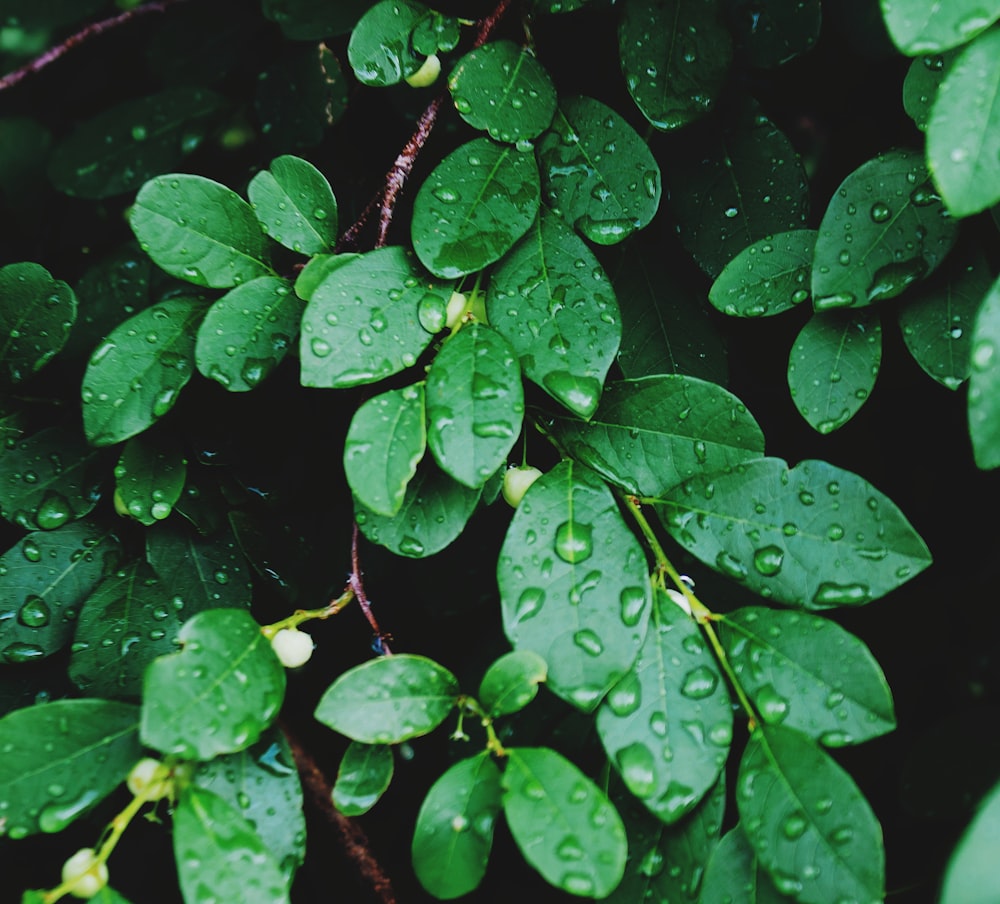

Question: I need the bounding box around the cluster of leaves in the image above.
[1,0,999,902]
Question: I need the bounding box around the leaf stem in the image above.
[351,521,392,655]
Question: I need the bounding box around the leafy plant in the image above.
[1,0,998,902]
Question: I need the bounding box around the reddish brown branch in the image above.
[350,522,392,654]
[283,722,397,904]
[0,0,190,93]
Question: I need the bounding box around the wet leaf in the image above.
[196,276,302,392]
[354,456,481,557]
[333,741,394,816]
[412,753,503,898]
[502,746,627,897]
[0,426,107,531]
[737,724,884,903]
[426,323,523,488]
[130,174,272,288]
[0,520,122,664]
[597,591,731,823]
[0,699,140,839]
[926,27,1000,218]
[720,607,895,745]
[293,252,359,301]
[537,96,661,244]
[811,148,957,309]
[114,433,186,526]
[552,375,765,496]
[700,826,789,903]
[173,785,289,903]
[488,208,620,418]
[299,246,445,387]
[902,52,957,132]
[725,0,822,68]
[787,308,882,433]
[498,460,651,712]
[82,296,207,446]
[48,88,226,200]
[709,230,817,317]
[619,0,732,130]
[656,456,933,609]
[142,608,286,760]
[478,650,548,718]
[411,137,540,278]
[314,654,459,744]
[348,0,437,85]
[194,729,305,880]
[968,273,1000,469]
[0,262,76,384]
[940,778,1000,904]
[880,0,1000,54]
[448,40,557,142]
[344,383,426,516]
[247,155,338,255]
[68,561,182,698]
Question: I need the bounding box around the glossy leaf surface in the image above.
[411,137,540,278]
[968,273,1000,469]
[502,746,627,897]
[314,654,458,744]
[478,650,548,718]
[537,96,661,244]
[347,0,431,86]
[597,590,732,823]
[880,0,1000,53]
[114,434,186,525]
[498,460,651,711]
[657,457,932,608]
[709,231,816,317]
[333,741,394,816]
[247,155,337,254]
[902,52,956,132]
[940,778,1000,904]
[412,753,503,899]
[700,826,788,903]
[727,0,821,68]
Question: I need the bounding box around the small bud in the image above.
[445,291,468,329]
[502,465,543,508]
[61,848,109,899]
[127,757,172,800]
[271,627,314,668]
[405,54,441,88]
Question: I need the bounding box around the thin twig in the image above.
[0,0,190,93]
[350,522,392,654]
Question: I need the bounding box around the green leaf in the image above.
[709,231,817,317]
[347,0,432,86]
[619,0,732,130]
[333,741,394,816]
[114,433,187,525]
[926,27,1000,217]
[354,456,481,557]
[940,778,1000,904]
[411,137,541,278]
[0,426,107,530]
[737,725,885,903]
[299,246,445,387]
[719,607,895,745]
[314,654,459,743]
[478,650,548,717]
[550,375,765,496]
[902,52,957,132]
[82,296,206,446]
[247,155,338,254]
[141,608,285,760]
[130,174,272,288]
[502,746,627,897]
[146,522,254,614]
[969,273,1000,469]
[880,0,1000,53]
[898,242,992,389]
[68,561,182,698]
[447,40,557,142]
[787,309,882,433]
[344,384,426,516]
[811,148,958,310]
[262,0,373,38]
[47,87,226,200]
[195,276,302,392]
[0,520,122,664]
[498,460,652,711]
[293,252,359,302]
[487,208,620,418]
[700,826,789,904]
[0,699,140,838]
[193,730,306,880]
[656,456,933,608]
[412,753,503,899]
[173,785,290,903]
[537,96,661,244]
[426,323,524,488]
[726,0,822,68]
[0,262,76,384]
[596,590,732,823]
[665,106,809,277]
